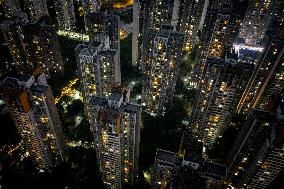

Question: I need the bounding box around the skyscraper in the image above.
[226,104,284,188]
[54,0,76,30]
[0,15,64,76]
[200,2,241,59]
[76,37,121,131]
[132,0,140,66]
[89,92,141,189]
[21,18,64,75]
[191,51,253,147]
[142,28,184,116]
[86,11,120,66]
[86,11,120,52]
[76,38,120,98]
[152,149,179,189]
[145,0,176,30]
[238,0,276,46]
[177,0,207,51]
[153,135,227,189]
[1,72,67,170]
[0,11,28,68]
[23,0,49,23]
[237,38,284,113]
[0,0,21,18]
[132,0,147,68]
[82,0,101,26]
[191,1,241,89]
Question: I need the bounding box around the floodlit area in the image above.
[57,30,89,42]
[67,140,95,149]
[75,116,83,127]
[233,43,264,52]
[143,171,151,184]
[120,28,128,40]
[113,0,133,9]
[55,78,83,104]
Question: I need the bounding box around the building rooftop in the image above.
[2,74,32,88]
[147,28,184,41]
[184,144,203,163]
[98,49,117,57]
[202,161,227,180]
[91,95,141,113]
[91,96,108,107]
[122,102,141,113]
[1,77,20,89]
[90,40,103,48]
[109,93,123,102]
[29,84,48,94]
[253,109,277,123]
[16,74,32,82]
[156,149,177,165]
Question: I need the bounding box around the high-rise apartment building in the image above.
[191,1,241,89]
[0,16,64,76]
[153,136,227,189]
[238,0,275,46]
[86,11,120,51]
[82,0,101,26]
[191,51,253,147]
[23,0,49,23]
[140,0,179,33]
[200,1,241,59]
[132,0,147,68]
[54,0,76,30]
[177,0,207,50]
[86,11,120,66]
[76,38,120,98]
[21,18,64,75]
[132,0,140,66]
[76,37,121,129]
[152,149,179,189]
[89,92,141,189]
[145,0,176,30]
[237,38,284,114]
[142,28,184,116]
[1,72,67,170]
[226,104,284,188]
[0,11,28,68]
[0,0,21,18]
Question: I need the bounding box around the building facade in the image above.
[132,0,140,66]
[86,11,120,51]
[237,38,284,114]
[0,0,21,18]
[191,52,253,147]
[226,106,284,188]
[152,149,179,189]
[191,1,241,89]
[0,11,28,69]
[0,16,64,76]
[238,0,275,46]
[142,28,184,116]
[76,38,121,135]
[54,0,76,30]
[2,72,67,170]
[89,92,141,189]
[177,0,207,51]
[21,18,64,75]
[76,38,120,98]
[23,0,49,23]
[82,0,101,28]
[146,0,176,30]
